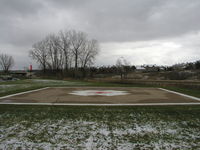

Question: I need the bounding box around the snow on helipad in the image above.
[69,90,130,96]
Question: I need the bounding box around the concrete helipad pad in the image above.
[0,87,199,104]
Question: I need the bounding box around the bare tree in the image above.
[69,30,87,70]
[59,30,72,71]
[29,29,100,78]
[79,39,99,77]
[116,58,124,79]
[46,34,64,71]
[29,40,48,73]
[30,34,64,73]
[80,39,99,68]
[0,53,14,73]
[116,57,130,79]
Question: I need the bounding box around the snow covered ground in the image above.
[0,106,200,149]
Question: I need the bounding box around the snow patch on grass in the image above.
[0,84,31,93]
[30,79,87,85]
[1,118,200,149]
[0,85,16,88]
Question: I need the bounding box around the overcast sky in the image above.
[0,0,200,69]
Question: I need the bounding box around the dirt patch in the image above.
[0,87,199,104]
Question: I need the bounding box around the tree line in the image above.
[29,29,99,78]
[162,61,200,71]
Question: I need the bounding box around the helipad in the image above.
[0,87,199,104]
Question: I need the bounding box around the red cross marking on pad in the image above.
[94,91,111,94]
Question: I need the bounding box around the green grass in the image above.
[164,86,200,98]
[0,105,200,149]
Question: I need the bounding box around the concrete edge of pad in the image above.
[0,87,50,100]
[158,88,200,101]
[0,102,200,106]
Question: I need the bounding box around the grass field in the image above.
[0,105,200,149]
[0,79,200,149]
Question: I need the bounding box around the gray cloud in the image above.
[0,0,43,16]
[0,0,200,69]
[45,0,200,42]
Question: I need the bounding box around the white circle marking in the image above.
[69,90,129,96]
